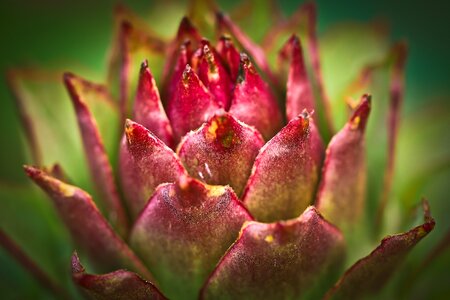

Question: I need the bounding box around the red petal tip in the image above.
[349,94,371,131]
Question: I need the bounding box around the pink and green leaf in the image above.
[64,73,128,235]
[167,64,222,141]
[201,206,345,299]
[72,252,166,300]
[130,175,253,299]
[177,112,264,196]
[316,95,371,228]
[324,200,435,300]
[24,166,152,280]
[228,53,283,141]
[133,61,174,148]
[243,113,324,222]
[119,120,186,219]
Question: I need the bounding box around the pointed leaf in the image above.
[166,41,192,106]
[133,61,174,148]
[24,166,152,280]
[6,69,92,190]
[325,200,435,300]
[201,206,345,299]
[216,36,241,83]
[216,12,276,85]
[177,112,264,196]
[197,43,233,110]
[228,54,283,141]
[72,252,166,300]
[130,176,253,300]
[243,113,324,222]
[167,64,222,141]
[64,73,128,236]
[107,14,167,120]
[316,95,371,228]
[280,35,315,122]
[119,120,186,219]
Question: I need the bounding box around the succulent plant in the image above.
[2,1,448,299]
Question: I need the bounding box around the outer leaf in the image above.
[24,166,152,280]
[130,176,253,300]
[107,13,167,120]
[316,95,371,228]
[201,206,345,300]
[72,252,166,300]
[119,120,186,219]
[324,200,435,300]
[133,60,174,148]
[279,35,315,122]
[216,36,241,83]
[228,53,283,141]
[243,113,324,222]
[167,64,222,141]
[64,73,128,236]
[177,112,264,196]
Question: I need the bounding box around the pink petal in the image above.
[197,42,233,110]
[324,200,435,300]
[177,112,264,196]
[228,53,283,141]
[24,166,152,280]
[167,64,222,141]
[72,252,166,300]
[130,175,253,299]
[119,120,186,219]
[133,60,174,148]
[279,35,315,122]
[64,73,128,236]
[316,95,371,228]
[201,206,345,299]
[216,36,241,83]
[242,113,324,222]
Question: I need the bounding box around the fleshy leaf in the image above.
[130,175,253,300]
[242,113,324,222]
[316,95,371,228]
[216,11,276,85]
[201,206,345,299]
[166,41,192,106]
[72,252,166,300]
[167,64,222,141]
[24,166,152,280]
[119,120,186,219]
[324,200,435,300]
[279,35,315,122]
[64,73,128,236]
[228,53,283,141]
[197,42,233,110]
[216,36,241,83]
[133,61,174,148]
[177,112,264,196]
[107,13,167,120]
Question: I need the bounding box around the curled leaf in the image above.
[72,252,166,300]
[324,200,435,300]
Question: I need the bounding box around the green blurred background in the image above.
[0,0,449,299]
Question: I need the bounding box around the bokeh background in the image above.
[0,0,449,299]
